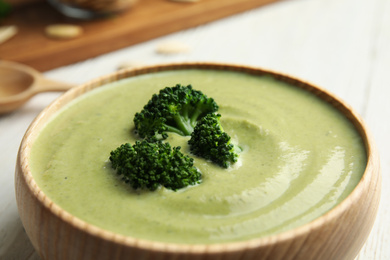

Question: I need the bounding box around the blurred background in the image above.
[1,0,389,259]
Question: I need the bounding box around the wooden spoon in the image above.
[0,60,74,114]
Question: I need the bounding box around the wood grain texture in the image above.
[0,0,280,71]
[14,63,381,260]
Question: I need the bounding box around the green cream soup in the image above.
[30,69,366,244]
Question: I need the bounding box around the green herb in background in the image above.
[0,0,11,19]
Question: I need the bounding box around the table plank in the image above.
[356,0,390,259]
[0,0,280,71]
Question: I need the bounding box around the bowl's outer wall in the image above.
[15,156,381,260]
[15,63,382,260]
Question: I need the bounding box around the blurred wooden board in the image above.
[0,0,281,72]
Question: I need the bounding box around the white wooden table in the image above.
[1,0,389,259]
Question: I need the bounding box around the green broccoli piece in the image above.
[188,113,241,168]
[134,84,218,140]
[109,140,201,191]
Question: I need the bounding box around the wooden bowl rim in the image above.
[18,62,380,254]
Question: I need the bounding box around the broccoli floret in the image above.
[188,113,241,168]
[134,84,218,140]
[109,140,201,191]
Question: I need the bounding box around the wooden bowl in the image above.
[15,63,381,260]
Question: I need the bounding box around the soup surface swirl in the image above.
[30,69,366,244]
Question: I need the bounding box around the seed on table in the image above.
[0,26,18,44]
[117,61,145,70]
[45,24,83,39]
[155,41,191,54]
[169,0,200,2]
